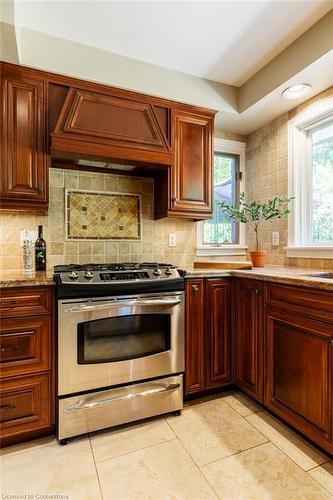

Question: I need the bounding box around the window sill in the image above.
[196,246,248,257]
[285,246,333,259]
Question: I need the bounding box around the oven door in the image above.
[58,292,184,395]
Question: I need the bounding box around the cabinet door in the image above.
[265,309,332,448]
[234,279,263,402]
[185,279,205,395]
[0,373,51,447]
[1,66,47,213]
[206,279,232,389]
[0,317,51,378]
[171,111,213,219]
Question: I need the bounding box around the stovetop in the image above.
[54,262,185,298]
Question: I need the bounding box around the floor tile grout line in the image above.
[199,441,271,469]
[172,431,221,499]
[91,436,178,465]
[88,434,105,500]
[305,468,333,498]
[244,413,330,472]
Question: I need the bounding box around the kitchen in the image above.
[1,1,333,498]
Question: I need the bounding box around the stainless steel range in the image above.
[54,263,185,444]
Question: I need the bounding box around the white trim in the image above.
[285,247,333,259]
[196,138,246,256]
[288,96,333,258]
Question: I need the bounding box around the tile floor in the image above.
[1,391,333,499]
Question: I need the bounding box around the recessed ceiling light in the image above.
[282,84,312,100]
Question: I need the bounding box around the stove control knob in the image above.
[84,270,94,280]
[69,270,79,280]
[153,267,162,276]
[165,267,173,276]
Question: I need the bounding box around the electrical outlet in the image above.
[168,233,176,247]
[272,231,279,246]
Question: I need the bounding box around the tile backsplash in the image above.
[0,168,196,271]
[245,86,333,269]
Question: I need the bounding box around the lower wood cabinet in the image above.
[0,373,51,447]
[234,279,264,402]
[185,278,232,396]
[265,307,333,452]
[0,286,54,447]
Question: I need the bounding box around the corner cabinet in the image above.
[234,279,264,402]
[185,278,232,397]
[0,64,48,214]
[169,111,213,219]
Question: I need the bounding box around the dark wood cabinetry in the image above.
[170,112,212,218]
[1,65,48,214]
[206,279,232,389]
[1,62,215,220]
[185,279,206,395]
[234,279,263,402]
[264,308,332,451]
[0,286,54,447]
[185,278,232,396]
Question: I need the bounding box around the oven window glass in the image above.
[77,314,171,364]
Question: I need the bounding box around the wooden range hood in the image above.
[49,84,174,169]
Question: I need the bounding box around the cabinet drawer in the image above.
[0,373,51,447]
[0,317,50,377]
[0,287,51,318]
[265,283,333,323]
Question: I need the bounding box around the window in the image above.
[203,153,239,244]
[311,122,333,243]
[197,139,246,256]
[287,97,333,258]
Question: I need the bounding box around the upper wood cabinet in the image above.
[1,62,215,219]
[234,279,264,402]
[1,65,48,214]
[170,111,213,219]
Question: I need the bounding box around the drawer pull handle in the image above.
[64,383,180,413]
[1,345,18,352]
[0,404,16,413]
[0,300,17,307]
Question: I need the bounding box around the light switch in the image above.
[272,231,279,246]
[168,233,176,247]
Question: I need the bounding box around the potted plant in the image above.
[219,193,293,267]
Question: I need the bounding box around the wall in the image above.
[0,168,196,271]
[245,86,333,269]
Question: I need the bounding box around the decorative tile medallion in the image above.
[66,190,141,240]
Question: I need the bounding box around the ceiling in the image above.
[2,1,333,135]
[9,0,332,86]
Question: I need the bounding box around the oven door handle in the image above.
[63,298,181,313]
[63,383,181,412]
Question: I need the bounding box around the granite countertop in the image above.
[184,266,333,291]
[0,270,55,288]
[0,266,333,291]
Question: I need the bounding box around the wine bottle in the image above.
[35,225,46,271]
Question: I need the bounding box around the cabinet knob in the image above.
[171,197,178,203]
[254,289,260,295]
[330,339,333,346]
[192,284,199,292]
[0,300,16,307]
[36,186,43,192]
[1,344,18,352]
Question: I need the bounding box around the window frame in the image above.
[196,138,247,257]
[286,96,333,259]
